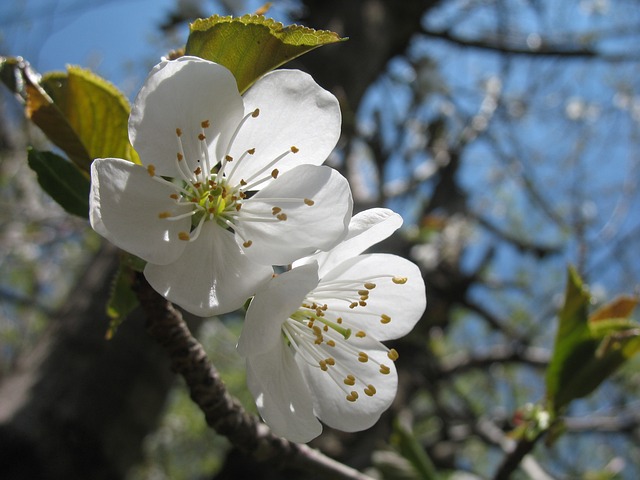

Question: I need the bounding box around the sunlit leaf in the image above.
[27,148,90,218]
[185,14,345,93]
[546,267,640,414]
[0,56,138,171]
[41,67,139,168]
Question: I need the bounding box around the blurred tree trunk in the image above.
[0,245,175,480]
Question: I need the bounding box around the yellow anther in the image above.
[271,207,282,215]
[346,391,359,402]
[304,198,315,206]
[158,211,171,219]
[326,340,336,347]
[392,276,408,285]
[364,384,377,397]
[176,128,182,136]
[323,325,329,332]
[193,182,202,189]
[380,314,391,324]
[169,193,179,200]
[201,120,210,128]
[276,213,287,221]
[388,349,399,361]
[178,231,190,241]
[379,364,391,375]
[312,325,322,335]
[358,352,369,363]
[252,108,260,118]
[198,133,206,141]
[349,302,358,309]
[344,374,356,386]
[240,179,247,186]
[319,360,328,371]
[322,304,328,311]
[326,357,336,366]
[364,282,376,290]
[247,148,256,155]
[359,300,367,307]
[243,240,253,248]
[147,164,156,176]
[358,289,369,296]
[336,317,343,324]
[271,168,279,178]
[177,153,184,161]
[235,204,242,211]
[291,146,299,153]
[225,155,233,162]
[194,167,202,175]
[356,330,366,338]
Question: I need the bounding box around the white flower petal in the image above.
[246,339,323,443]
[226,69,341,187]
[237,263,319,357]
[299,336,398,433]
[90,158,190,265]
[320,253,426,341]
[236,165,353,266]
[144,222,272,316]
[130,56,244,177]
[295,208,402,277]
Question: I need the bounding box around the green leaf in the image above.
[545,266,592,412]
[40,67,139,169]
[185,14,345,93]
[391,421,439,480]
[545,268,640,414]
[105,262,139,340]
[0,57,137,172]
[27,148,90,218]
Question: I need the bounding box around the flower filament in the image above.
[146,110,316,245]
[282,272,408,403]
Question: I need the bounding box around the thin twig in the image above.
[134,274,373,480]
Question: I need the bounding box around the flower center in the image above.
[282,274,407,403]
[145,110,313,246]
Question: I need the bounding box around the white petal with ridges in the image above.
[299,335,398,433]
[295,208,403,277]
[237,263,319,357]
[144,222,272,316]
[225,70,341,187]
[130,56,244,177]
[236,165,352,266]
[246,339,323,443]
[320,253,426,341]
[89,158,190,265]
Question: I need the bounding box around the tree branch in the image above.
[421,28,640,62]
[134,274,373,480]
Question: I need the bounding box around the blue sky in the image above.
[1,0,178,95]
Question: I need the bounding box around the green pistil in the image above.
[291,309,352,339]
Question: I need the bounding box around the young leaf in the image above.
[27,148,90,218]
[41,67,139,169]
[546,268,640,414]
[545,266,592,413]
[0,57,137,171]
[185,14,345,93]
